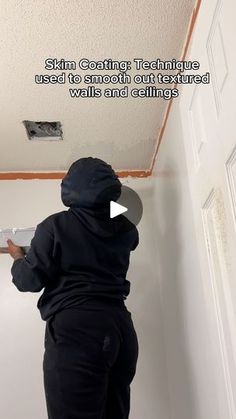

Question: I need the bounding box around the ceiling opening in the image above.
[23,121,63,141]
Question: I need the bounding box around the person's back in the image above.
[11,157,138,321]
[9,157,139,419]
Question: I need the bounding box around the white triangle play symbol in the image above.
[110,201,128,219]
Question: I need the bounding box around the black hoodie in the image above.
[11,158,139,320]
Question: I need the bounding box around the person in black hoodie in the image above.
[7,157,139,419]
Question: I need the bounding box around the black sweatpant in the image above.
[43,300,139,419]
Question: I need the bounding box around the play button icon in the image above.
[94,184,143,233]
[115,185,143,228]
[110,201,128,218]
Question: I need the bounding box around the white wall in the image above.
[151,99,211,419]
[0,177,170,419]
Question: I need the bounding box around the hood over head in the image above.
[61,157,137,240]
[61,157,121,209]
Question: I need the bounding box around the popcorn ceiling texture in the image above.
[0,0,195,171]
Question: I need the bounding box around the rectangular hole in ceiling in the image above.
[23,120,63,141]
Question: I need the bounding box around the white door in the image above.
[179,0,236,417]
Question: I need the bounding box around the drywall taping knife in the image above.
[0,227,36,254]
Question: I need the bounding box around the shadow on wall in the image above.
[152,157,199,419]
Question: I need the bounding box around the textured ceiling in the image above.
[0,0,195,172]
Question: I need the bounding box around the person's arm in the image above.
[8,223,58,293]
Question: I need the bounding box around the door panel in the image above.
[179,0,236,417]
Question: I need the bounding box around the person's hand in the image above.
[6,239,25,261]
